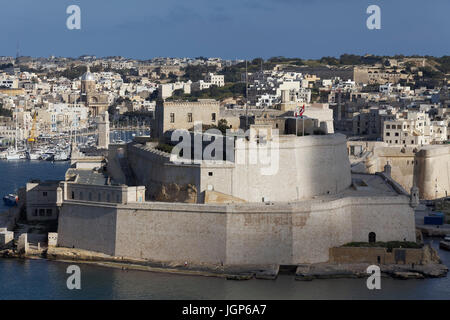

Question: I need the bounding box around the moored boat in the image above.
[3,193,18,206]
[439,240,450,251]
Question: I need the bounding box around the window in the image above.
[43,192,48,197]
[89,192,92,201]
[395,132,399,136]
[33,209,37,216]
[369,232,376,243]
[386,125,390,129]
[386,132,390,136]
[187,113,193,123]
[46,209,52,216]
[98,193,101,202]
[39,209,45,216]
[208,172,213,176]
[79,192,83,200]
[170,113,175,123]
[71,191,75,199]
[211,113,216,122]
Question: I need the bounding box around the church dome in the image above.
[81,66,95,81]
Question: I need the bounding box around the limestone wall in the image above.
[57,203,117,256]
[115,203,227,263]
[415,145,450,199]
[126,143,201,201]
[356,144,450,200]
[58,194,415,265]
[366,147,416,192]
[231,134,352,202]
[329,247,425,264]
[124,134,352,203]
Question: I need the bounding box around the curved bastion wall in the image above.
[414,145,450,200]
[229,133,352,202]
[57,195,415,265]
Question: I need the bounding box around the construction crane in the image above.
[27,112,37,144]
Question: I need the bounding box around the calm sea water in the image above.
[0,160,449,300]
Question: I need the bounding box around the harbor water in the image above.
[0,160,449,300]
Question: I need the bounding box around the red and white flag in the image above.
[295,105,305,117]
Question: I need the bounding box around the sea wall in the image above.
[57,195,415,265]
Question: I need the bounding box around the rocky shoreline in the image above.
[0,246,447,281]
[295,262,448,280]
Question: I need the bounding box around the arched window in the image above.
[369,232,376,243]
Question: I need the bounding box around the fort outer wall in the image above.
[57,195,415,265]
[414,145,450,200]
[363,145,416,193]
[229,134,352,202]
[349,142,450,200]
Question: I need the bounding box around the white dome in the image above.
[81,71,94,81]
[81,66,95,81]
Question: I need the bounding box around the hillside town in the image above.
[1,55,449,152]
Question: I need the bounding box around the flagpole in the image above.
[302,104,305,137]
[302,114,304,137]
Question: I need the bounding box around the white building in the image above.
[382,111,439,146]
[204,73,225,87]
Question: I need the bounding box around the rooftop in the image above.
[66,168,109,186]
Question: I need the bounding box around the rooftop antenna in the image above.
[260,59,264,83]
[245,60,249,130]
[15,41,20,64]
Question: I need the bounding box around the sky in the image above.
[1,0,449,60]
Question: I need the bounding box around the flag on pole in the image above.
[294,105,305,117]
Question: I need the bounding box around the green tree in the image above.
[0,104,12,117]
[168,72,178,81]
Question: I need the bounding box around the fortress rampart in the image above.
[349,141,450,200]
[57,193,415,265]
[109,134,352,203]
[414,145,450,199]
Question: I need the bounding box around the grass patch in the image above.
[155,143,174,153]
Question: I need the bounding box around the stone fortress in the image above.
[54,100,417,266]
[348,140,450,200]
